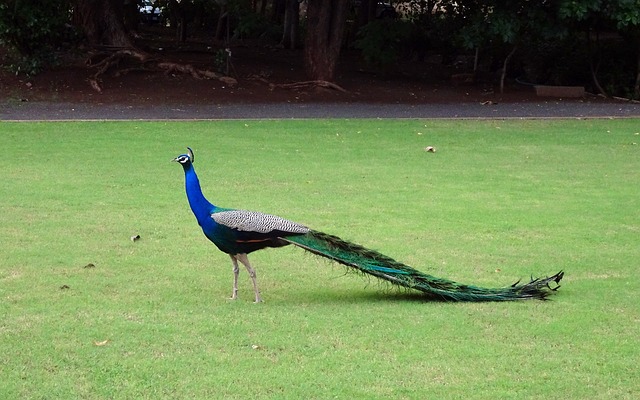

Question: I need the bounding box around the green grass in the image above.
[1,119,638,399]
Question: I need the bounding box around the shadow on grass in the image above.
[278,287,448,305]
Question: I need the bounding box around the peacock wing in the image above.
[211,209,310,236]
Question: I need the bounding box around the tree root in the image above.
[269,80,347,93]
[247,75,347,93]
[86,48,237,93]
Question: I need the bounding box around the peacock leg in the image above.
[229,254,240,300]
[236,253,262,303]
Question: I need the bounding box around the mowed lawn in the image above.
[1,119,638,399]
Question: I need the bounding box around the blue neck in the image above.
[183,164,216,222]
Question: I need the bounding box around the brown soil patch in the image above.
[1,34,549,106]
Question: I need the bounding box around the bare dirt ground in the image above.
[1,34,546,106]
[5,31,640,121]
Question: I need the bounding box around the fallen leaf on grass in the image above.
[94,339,110,346]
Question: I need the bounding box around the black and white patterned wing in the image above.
[212,210,310,235]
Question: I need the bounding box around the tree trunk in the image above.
[587,29,608,97]
[281,0,300,49]
[304,0,350,81]
[168,0,190,42]
[499,45,517,94]
[271,0,286,23]
[356,0,373,27]
[260,0,268,16]
[74,0,134,47]
[635,48,640,98]
[215,5,228,41]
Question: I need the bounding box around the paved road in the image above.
[3,99,640,120]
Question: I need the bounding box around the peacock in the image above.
[173,147,564,303]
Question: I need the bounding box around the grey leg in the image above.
[229,254,240,300]
[236,253,262,303]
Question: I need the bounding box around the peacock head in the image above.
[172,147,195,168]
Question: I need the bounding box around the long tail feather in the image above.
[284,230,564,302]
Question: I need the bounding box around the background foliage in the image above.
[0,0,75,75]
[2,0,640,96]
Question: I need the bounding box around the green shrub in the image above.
[0,0,74,75]
[354,19,412,73]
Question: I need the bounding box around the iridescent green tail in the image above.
[284,230,564,302]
